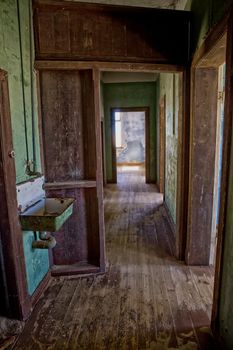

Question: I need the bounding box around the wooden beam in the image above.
[35,61,184,73]
[44,180,97,190]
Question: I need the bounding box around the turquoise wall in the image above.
[103,82,157,183]
[158,73,179,223]
[0,0,49,296]
[23,232,50,295]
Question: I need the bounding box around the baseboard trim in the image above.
[51,263,101,277]
[30,270,51,307]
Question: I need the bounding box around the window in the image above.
[115,112,122,148]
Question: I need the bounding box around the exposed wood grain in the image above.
[159,95,166,194]
[14,167,216,349]
[93,68,106,272]
[40,69,102,272]
[33,1,191,65]
[176,69,190,261]
[0,70,31,320]
[44,180,97,189]
[186,68,218,265]
[40,70,84,182]
[80,70,97,179]
[35,60,185,72]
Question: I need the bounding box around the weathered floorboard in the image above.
[13,166,216,349]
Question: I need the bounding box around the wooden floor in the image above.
[13,166,216,350]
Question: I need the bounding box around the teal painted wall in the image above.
[158,73,179,224]
[0,0,49,296]
[186,0,232,50]
[23,232,50,295]
[103,82,157,183]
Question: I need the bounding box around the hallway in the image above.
[14,169,215,349]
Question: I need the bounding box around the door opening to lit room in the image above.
[112,108,148,184]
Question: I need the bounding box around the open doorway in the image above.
[111,107,149,184]
[101,70,188,259]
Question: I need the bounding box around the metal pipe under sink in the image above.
[32,231,56,249]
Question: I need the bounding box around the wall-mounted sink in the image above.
[20,198,75,232]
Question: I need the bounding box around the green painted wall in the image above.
[103,82,157,183]
[158,73,179,224]
[0,0,49,296]
[185,0,232,50]
[23,232,50,295]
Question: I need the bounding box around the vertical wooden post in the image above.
[93,69,106,272]
[0,69,31,320]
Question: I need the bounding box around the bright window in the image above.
[115,112,122,148]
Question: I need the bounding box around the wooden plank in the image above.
[80,70,97,179]
[44,180,97,189]
[159,95,166,194]
[40,70,84,182]
[39,68,102,274]
[176,69,190,260]
[35,60,185,72]
[186,68,218,265]
[33,0,191,64]
[14,167,215,349]
[51,263,100,276]
[93,68,106,272]
[0,70,31,320]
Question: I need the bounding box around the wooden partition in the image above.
[39,69,105,276]
[33,0,191,65]
[0,70,31,319]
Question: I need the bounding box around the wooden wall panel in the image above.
[40,70,84,182]
[186,68,218,265]
[80,70,97,179]
[40,69,101,271]
[33,0,191,65]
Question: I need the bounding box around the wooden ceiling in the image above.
[63,0,188,10]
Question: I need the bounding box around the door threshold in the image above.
[51,263,101,277]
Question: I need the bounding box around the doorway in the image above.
[111,107,149,184]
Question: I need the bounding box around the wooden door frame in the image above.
[159,95,166,194]
[35,60,190,264]
[0,69,31,320]
[184,7,232,337]
[110,107,150,183]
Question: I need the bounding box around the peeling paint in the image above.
[158,74,179,223]
[0,0,48,296]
